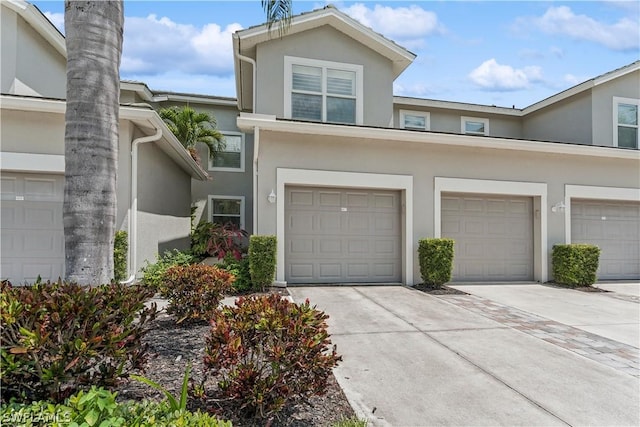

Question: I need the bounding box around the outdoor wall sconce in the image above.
[551,201,566,213]
[267,189,277,204]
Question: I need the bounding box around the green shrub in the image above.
[220,253,253,293]
[248,235,277,291]
[191,221,248,260]
[113,230,128,282]
[418,238,455,287]
[162,264,234,324]
[0,386,232,427]
[552,244,600,287]
[141,249,196,291]
[0,280,156,403]
[204,294,341,420]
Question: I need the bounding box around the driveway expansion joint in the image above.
[438,294,640,377]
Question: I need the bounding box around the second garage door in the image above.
[285,186,402,284]
[442,193,534,282]
[571,199,640,280]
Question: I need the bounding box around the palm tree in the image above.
[159,106,225,165]
[63,1,123,285]
[62,1,291,284]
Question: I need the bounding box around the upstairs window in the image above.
[461,116,490,136]
[400,110,430,131]
[209,132,244,172]
[209,195,244,228]
[614,97,639,149]
[285,56,363,125]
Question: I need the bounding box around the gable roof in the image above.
[3,0,66,58]
[233,5,416,112]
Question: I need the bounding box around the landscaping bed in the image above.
[412,283,468,295]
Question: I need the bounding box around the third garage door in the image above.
[571,199,640,280]
[285,186,402,284]
[442,194,533,281]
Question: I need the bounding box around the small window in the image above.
[400,110,430,130]
[209,196,244,228]
[285,56,363,125]
[461,116,490,135]
[613,97,639,149]
[209,132,244,172]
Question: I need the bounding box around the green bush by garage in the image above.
[552,244,600,287]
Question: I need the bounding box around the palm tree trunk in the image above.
[64,1,123,284]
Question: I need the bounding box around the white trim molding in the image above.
[612,96,639,149]
[564,185,640,243]
[399,109,430,131]
[208,131,245,172]
[461,116,490,136]
[434,177,548,283]
[276,168,414,285]
[0,152,65,173]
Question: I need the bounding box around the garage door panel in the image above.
[572,199,639,280]
[286,186,401,284]
[1,173,65,284]
[442,194,533,282]
[290,190,313,206]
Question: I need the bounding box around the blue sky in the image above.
[33,1,639,108]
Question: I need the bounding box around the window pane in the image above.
[292,65,321,92]
[465,121,485,134]
[213,199,241,215]
[618,126,638,149]
[292,93,322,121]
[618,104,638,126]
[327,97,356,124]
[212,152,241,168]
[212,216,241,228]
[327,69,355,96]
[404,115,426,129]
[223,135,242,152]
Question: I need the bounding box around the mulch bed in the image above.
[545,282,610,293]
[412,283,468,295]
[115,288,356,426]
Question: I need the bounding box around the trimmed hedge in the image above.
[113,230,128,282]
[552,244,600,287]
[249,235,277,291]
[418,238,455,287]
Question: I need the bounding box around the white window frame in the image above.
[461,116,490,136]
[400,110,430,131]
[613,96,639,149]
[284,56,364,125]
[208,131,245,172]
[208,195,245,229]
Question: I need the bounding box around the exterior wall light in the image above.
[268,189,277,204]
[551,201,566,213]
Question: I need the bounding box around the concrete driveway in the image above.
[288,285,640,427]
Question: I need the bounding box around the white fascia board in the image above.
[523,81,594,115]
[4,0,66,58]
[120,81,154,102]
[157,93,238,107]
[236,113,640,161]
[394,97,523,116]
[0,96,208,180]
[594,61,640,86]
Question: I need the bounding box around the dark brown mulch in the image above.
[412,283,468,295]
[115,289,355,426]
[546,282,610,293]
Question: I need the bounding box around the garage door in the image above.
[571,199,640,280]
[1,173,64,284]
[285,186,402,284]
[442,194,533,281]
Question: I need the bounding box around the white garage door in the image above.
[285,186,402,284]
[571,199,640,280]
[1,173,64,284]
[442,194,534,282]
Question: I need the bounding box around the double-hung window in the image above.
[613,97,639,149]
[209,195,244,228]
[461,116,490,136]
[209,132,244,172]
[285,56,363,125]
[400,110,430,131]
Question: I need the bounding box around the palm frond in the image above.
[262,0,292,37]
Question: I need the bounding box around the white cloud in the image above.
[122,71,237,97]
[468,59,543,91]
[44,11,64,33]
[121,15,241,76]
[526,6,639,51]
[564,74,586,86]
[393,81,435,97]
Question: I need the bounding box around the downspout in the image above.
[120,127,163,284]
